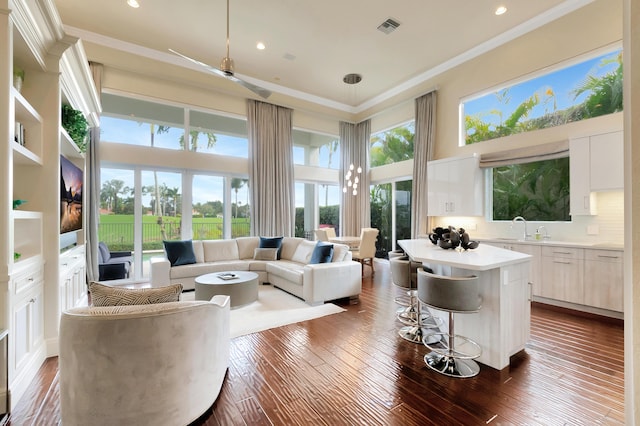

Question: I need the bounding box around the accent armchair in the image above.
[59,295,231,425]
[98,241,132,281]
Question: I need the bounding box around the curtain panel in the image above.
[411,91,437,238]
[86,62,103,282]
[339,120,371,237]
[247,99,295,237]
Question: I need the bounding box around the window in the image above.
[463,49,623,145]
[370,122,414,167]
[293,129,340,169]
[491,158,570,221]
[189,110,248,157]
[101,94,184,149]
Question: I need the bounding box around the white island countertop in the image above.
[398,239,531,271]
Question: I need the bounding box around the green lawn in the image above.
[99,215,250,251]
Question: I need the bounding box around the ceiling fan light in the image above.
[220,57,234,75]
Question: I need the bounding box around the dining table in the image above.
[329,236,361,249]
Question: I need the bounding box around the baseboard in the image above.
[532,298,624,324]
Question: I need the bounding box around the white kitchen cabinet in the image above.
[583,248,623,312]
[427,155,483,216]
[569,131,623,216]
[540,246,584,304]
[569,137,597,215]
[589,131,624,191]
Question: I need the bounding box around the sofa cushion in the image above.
[332,244,350,262]
[170,261,249,280]
[89,282,183,307]
[164,240,196,266]
[253,247,279,261]
[192,240,205,263]
[203,240,240,262]
[237,237,260,259]
[259,236,284,259]
[309,242,334,264]
[291,240,317,264]
[266,261,305,285]
[280,237,303,260]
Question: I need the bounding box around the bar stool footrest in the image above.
[422,332,482,360]
[424,353,480,378]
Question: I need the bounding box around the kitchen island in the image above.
[398,239,532,370]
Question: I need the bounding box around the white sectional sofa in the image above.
[150,237,362,305]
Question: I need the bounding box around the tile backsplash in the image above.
[432,191,624,244]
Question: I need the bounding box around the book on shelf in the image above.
[14,122,25,147]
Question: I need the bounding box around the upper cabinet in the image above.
[427,155,483,216]
[569,131,623,216]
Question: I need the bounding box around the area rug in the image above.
[182,285,346,338]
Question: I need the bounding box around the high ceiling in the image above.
[54,0,594,112]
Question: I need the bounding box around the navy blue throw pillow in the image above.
[259,236,284,259]
[309,242,334,264]
[163,240,196,266]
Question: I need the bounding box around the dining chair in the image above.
[351,228,379,276]
[314,229,329,241]
[325,227,337,239]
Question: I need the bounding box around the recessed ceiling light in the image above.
[256,42,265,50]
[495,6,507,15]
[127,0,140,8]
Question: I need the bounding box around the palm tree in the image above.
[230,178,247,218]
[322,139,339,205]
[100,179,126,213]
[180,130,217,151]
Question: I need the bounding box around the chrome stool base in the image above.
[398,316,442,344]
[424,353,480,378]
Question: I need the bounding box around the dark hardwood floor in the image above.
[7,260,624,425]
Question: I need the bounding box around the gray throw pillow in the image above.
[253,248,279,261]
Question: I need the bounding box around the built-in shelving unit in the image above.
[1,0,100,411]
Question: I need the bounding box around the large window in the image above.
[491,158,570,222]
[463,49,623,145]
[370,179,412,257]
[370,122,414,166]
[293,129,340,169]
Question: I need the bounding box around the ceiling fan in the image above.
[169,0,271,99]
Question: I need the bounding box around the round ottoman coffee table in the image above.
[194,271,259,308]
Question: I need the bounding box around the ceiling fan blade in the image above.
[169,48,271,99]
[169,48,227,78]
[226,74,272,99]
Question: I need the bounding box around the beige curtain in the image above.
[247,99,294,237]
[339,120,371,236]
[86,62,103,282]
[411,91,437,238]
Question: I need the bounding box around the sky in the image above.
[463,49,621,127]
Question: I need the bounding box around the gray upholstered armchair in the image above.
[59,295,230,425]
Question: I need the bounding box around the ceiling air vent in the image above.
[377,18,400,34]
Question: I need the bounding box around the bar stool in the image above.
[417,269,482,378]
[388,250,409,307]
[390,257,441,344]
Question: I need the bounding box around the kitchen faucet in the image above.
[511,216,530,240]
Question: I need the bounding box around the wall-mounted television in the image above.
[60,155,83,235]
